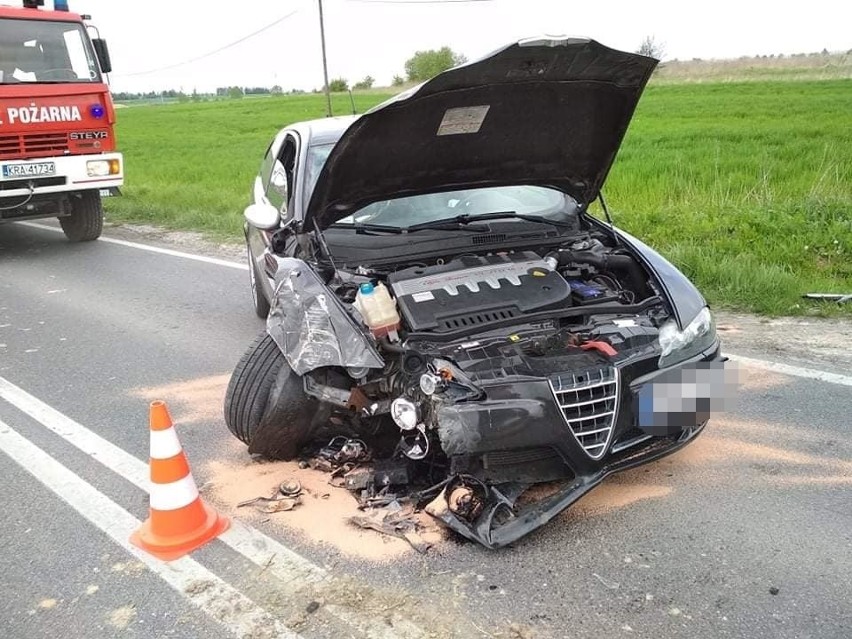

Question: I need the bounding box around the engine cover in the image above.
[388,252,571,333]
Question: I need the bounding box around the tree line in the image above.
[117,38,701,100]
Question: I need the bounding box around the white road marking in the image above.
[727,354,852,388]
[0,418,300,639]
[0,375,426,639]
[18,221,248,271]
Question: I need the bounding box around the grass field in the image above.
[105,81,852,316]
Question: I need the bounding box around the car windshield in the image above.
[304,143,334,210]
[304,143,576,229]
[0,19,101,84]
[338,186,573,229]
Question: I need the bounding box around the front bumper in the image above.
[0,153,123,201]
[427,341,727,548]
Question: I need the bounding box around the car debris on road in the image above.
[234,437,438,551]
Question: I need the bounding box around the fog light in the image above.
[419,373,442,396]
[390,398,418,431]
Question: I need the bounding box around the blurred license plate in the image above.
[2,162,55,178]
[636,360,739,435]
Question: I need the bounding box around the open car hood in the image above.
[306,37,657,230]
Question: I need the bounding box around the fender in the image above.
[266,258,384,375]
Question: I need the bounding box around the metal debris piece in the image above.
[317,436,370,465]
[257,497,301,513]
[343,468,374,491]
[362,493,409,509]
[305,436,373,476]
[308,457,335,473]
[348,508,432,554]
[342,458,411,494]
[303,486,331,499]
[237,479,303,513]
[279,479,303,497]
[373,458,410,487]
[446,477,487,521]
[237,495,302,513]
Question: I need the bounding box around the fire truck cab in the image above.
[0,0,122,241]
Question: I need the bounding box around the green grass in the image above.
[105,81,852,316]
[106,93,384,235]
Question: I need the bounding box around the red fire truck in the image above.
[0,0,121,241]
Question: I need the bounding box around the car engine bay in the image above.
[328,230,661,341]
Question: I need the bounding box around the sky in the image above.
[37,0,852,93]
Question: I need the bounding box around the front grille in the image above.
[480,446,571,483]
[0,133,69,159]
[549,367,619,459]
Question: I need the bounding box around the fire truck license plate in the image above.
[2,162,56,178]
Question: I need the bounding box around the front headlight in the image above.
[658,307,716,367]
[86,159,121,177]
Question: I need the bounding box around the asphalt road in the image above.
[1,221,850,639]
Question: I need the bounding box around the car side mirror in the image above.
[244,203,279,230]
[92,38,112,74]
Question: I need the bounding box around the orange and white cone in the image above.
[130,401,229,561]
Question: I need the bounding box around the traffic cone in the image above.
[130,401,229,561]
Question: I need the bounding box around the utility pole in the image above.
[317,0,332,117]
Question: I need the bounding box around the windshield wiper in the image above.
[404,211,577,232]
[329,210,573,235]
[329,220,491,234]
[329,222,403,235]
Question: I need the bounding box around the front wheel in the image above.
[59,191,103,242]
[224,331,319,459]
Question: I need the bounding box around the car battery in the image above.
[566,280,621,305]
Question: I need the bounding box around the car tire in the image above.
[224,331,319,460]
[60,191,103,242]
[247,252,271,319]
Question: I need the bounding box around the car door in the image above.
[248,130,301,303]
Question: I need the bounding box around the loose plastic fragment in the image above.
[237,478,303,513]
[257,497,301,513]
[348,508,432,554]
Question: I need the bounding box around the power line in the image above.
[124,10,300,77]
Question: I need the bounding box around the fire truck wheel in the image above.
[60,191,104,242]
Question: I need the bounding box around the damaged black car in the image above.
[224,37,731,548]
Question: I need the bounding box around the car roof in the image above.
[294,115,359,146]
